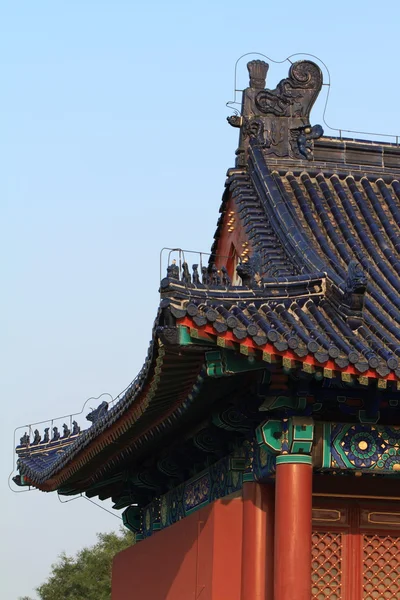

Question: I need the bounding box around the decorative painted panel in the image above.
[142,498,161,537]
[320,423,400,474]
[183,473,211,514]
[312,508,348,527]
[137,454,244,539]
[252,440,276,481]
[361,510,400,530]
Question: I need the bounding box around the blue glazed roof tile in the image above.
[14,135,400,491]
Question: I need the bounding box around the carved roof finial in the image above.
[247,60,269,90]
[229,59,324,165]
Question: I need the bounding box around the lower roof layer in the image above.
[14,135,400,495]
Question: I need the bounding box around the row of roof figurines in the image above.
[166,256,367,295]
[166,257,262,288]
[17,400,110,449]
[18,422,81,447]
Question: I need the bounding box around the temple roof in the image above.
[209,142,400,379]
[15,318,210,490]
[14,58,400,496]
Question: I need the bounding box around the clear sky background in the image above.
[2,1,400,598]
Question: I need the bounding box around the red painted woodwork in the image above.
[112,495,243,600]
[213,193,250,281]
[177,316,396,382]
[311,499,400,600]
[241,482,274,600]
[113,472,400,600]
[313,472,400,498]
[274,462,313,600]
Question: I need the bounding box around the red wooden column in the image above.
[274,455,313,600]
[241,481,274,600]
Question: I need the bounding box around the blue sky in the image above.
[2,1,400,597]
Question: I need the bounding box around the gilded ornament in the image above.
[161,496,168,526]
[145,509,151,531]
[259,445,269,468]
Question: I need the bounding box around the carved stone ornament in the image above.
[32,429,41,445]
[227,115,242,128]
[345,260,368,294]
[294,124,324,159]
[228,59,324,164]
[247,60,269,90]
[86,401,109,424]
[236,253,262,288]
[156,325,179,346]
[255,61,322,118]
[242,118,270,148]
[342,260,368,327]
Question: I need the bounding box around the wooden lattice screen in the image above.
[311,531,342,600]
[363,534,400,600]
[312,502,400,600]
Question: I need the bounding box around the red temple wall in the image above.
[112,495,243,600]
[112,478,400,600]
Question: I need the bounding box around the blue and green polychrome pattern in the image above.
[256,417,314,455]
[251,439,276,481]
[137,454,245,539]
[250,417,315,481]
[322,423,400,474]
[123,421,400,539]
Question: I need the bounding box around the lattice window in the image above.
[311,531,342,600]
[363,534,400,600]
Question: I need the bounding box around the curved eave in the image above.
[17,319,208,492]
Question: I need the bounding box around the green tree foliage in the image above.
[34,528,134,600]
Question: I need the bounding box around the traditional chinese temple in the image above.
[14,58,400,600]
